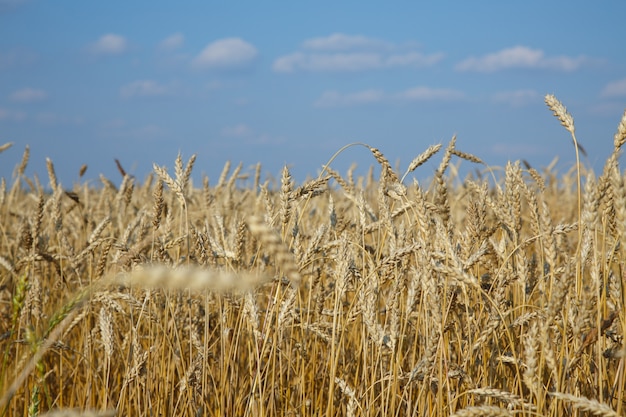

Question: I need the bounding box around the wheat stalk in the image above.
[38,410,117,417]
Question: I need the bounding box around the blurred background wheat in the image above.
[0,96,625,416]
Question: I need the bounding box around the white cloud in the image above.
[274,51,442,73]
[9,87,47,103]
[100,123,165,140]
[0,0,26,5]
[302,33,392,51]
[219,124,284,145]
[134,125,164,137]
[315,86,464,108]
[35,112,83,125]
[314,90,385,107]
[492,89,540,106]
[0,0,28,13]
[490,143,543,157]
[456,46,588,72]
[233,97,250,106]
[35,112,57,124]
[159,33,184,51]
[250,133,285,145]
[588,102,626,117]
[275,52,377,73]
[90,34,128,55]
[120,80,172,99]
[601,78,626,98]
[101,118,127,129]
[0,49,37,69]
[205,80,224,90]
[221,124,252,137]
[386,52,443,67]
[192,38,258,70]
[396,86,465,101]
[274,34,442,73]
[0,107,26,121]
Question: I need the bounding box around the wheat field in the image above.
[0,95,625,416]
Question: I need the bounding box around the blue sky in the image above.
[1,1,626,187]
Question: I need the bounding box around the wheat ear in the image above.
[400,143,442,182]
[550,392,619,417]
[614,108,626,151]
[451,406,513,417]
[0,142,13,153]
[247,215,301,285]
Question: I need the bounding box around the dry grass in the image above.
[0,95,625,416]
